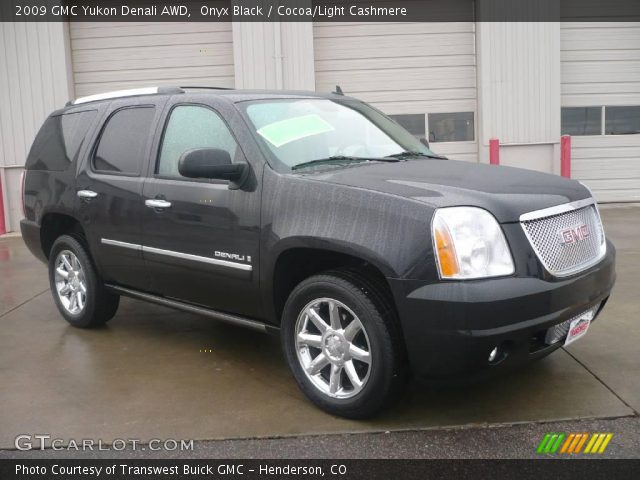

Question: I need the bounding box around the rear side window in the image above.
[26,110,97,171]
[93,107,156,175]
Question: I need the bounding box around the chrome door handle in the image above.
[77,190,98,199]
[145,199,172,209]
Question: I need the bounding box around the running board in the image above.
[106,285,270,333]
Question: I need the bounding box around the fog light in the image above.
[488,347,499,363]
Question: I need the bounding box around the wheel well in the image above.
[40,213,86,259]
[272,248,396,321]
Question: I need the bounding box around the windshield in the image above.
[242,98,435,171]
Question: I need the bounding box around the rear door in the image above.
[140,99,262,318]
[76,98,166,290]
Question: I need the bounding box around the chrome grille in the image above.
[544,319,572,345]
[521,201,606,276]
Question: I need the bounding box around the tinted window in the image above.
[158,105,239,178]
[605,106,640,135]
[428,112,474,142]
[389,114,426,138]
[561,107,601,136]
[26,110,97,171]
[94,107,155,174]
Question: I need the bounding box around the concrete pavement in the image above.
[0,205,638,457]
[4,417,639,459]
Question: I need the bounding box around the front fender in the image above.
[266,235,397,278]
[259,167,437,322]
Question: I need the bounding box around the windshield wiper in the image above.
[291,155,398,171]
[386,150,448,160]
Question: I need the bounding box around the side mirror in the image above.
[178,148,248,185]
[420,137,430,148]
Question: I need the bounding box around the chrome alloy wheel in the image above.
[295,298,372,399]
[54,250,87,315]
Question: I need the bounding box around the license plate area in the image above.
[564,316,591,346]
[544,305,599,346]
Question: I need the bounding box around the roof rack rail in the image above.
[69,86,184,106]
[180,86,234,90]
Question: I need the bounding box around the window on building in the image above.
[93,107,156,174]
[389,114,425,139]
[605,106,640,135]
[428,112,474,142]
[561,107,602,136]
[157,105,239,178]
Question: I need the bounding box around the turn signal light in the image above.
[434,222,460,277]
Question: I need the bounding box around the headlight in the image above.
[432,207,515,279]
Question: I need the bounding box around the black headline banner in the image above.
[1,0,640,22]
[1,459,640,480]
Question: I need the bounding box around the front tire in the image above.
[281,270,406,418]
[49,235,119,328]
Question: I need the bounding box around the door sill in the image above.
[105,284,273,333]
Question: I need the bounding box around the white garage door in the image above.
[70,22,234,97]
[561,22,640,202]
[313,21,478,162]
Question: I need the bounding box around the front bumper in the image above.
[388,240,616,379]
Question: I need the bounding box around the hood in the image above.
[302,159,591,223]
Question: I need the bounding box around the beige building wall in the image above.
[0,22,74,232]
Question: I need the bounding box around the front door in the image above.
[141,102,262,318]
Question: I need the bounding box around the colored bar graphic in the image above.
[537,433,566,454]
[550,433,565,453]
[585,433,613,454]
[584,433,599,453]
[538,432,613,455]
[568,434,583,454]
[560,434,575,453]
[574,433,589,454]
[537,433,552,454]
[598,434,613,454]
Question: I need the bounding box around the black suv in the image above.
[21,87,615,418]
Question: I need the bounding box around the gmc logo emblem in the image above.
[559,224,590,245]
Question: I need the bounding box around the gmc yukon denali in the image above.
[21,87,616,418]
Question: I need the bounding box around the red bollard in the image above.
[489,138,500,165]
[0,171,6,235]
[561,135,571,178]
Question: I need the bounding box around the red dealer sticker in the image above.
[565,317,591,346]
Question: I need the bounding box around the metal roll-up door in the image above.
[70,21,234,97]
[313,18,478,162]
[561,22,640,202]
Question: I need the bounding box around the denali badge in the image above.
[559,224,590,245]
[215,251,251,263]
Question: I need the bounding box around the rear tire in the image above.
[48,235,119,328]
[281,270,407,418]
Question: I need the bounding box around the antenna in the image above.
[333,85,344,96]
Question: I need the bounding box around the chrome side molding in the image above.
[100,238,252,271]
[101,238,141,251]
[143,245,252,271]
